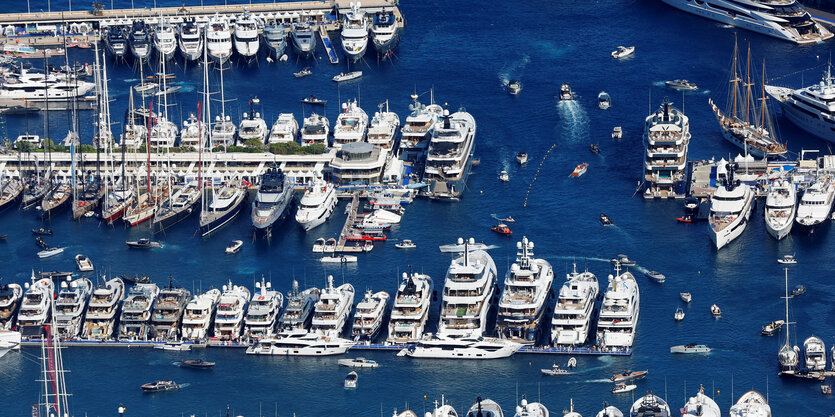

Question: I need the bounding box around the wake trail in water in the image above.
[556,100,589,144]
[498,54,531,86]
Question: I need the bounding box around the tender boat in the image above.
[680,292,692,303]
[141,380,179,392]
[126,238,164,249]
[37,247,65,259]
[777,254,797,264]
[225,240,243,254]
[600,213,613,226]
[589,143,601,154]
[344,371,358,389]
[611,126,623,139]
[570,163,588,177]
[75,254,93,272]
[611,45,635,59]
[516,152,528,164]
[338,357,379,368]
[644,270,665,283]
[333,71,363,82]
[508,79,521,95]
[540,363,569,376]
[710,304,722,317]
[491,223,512,235]
[498,170,510,182]
[598,91,611,109]
[665,79,698,91]
[611,370,648,382]
[294,68,312,78]
[31,228,53,236]
[559,83,574,101]
[670,343,711,354]
[612,383,637,394]
[761,320,784,336]
[674,307,685,321]
[180,359,215,369]
[610,254,636,266]
[395,239,417,249]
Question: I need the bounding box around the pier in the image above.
[335,193,365,253]
[319,26,340,64]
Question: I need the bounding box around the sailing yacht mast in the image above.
[759,60,768,136]
[731,38,738,119]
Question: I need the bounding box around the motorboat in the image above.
[387,270,433,345]
[311,275,355,338]
[352,290,390,343]
[761,320,784,336]
[246,329,354,356]
[371,9,400,57]
[466,397,504,417]
[600,213,613,225]
[54,277,93,339]
[177,17,203,61]
[570,163,588,177]
[680,387,721,417]
[75,254,93,272]
[81,277,125,340]
[295,179,338,232]
[710,304,722,317]
[589,143,601,154]
[129,21,152,61]
[516,152,528,164]
[559,83,574,100]
[550,262,598,347]
[291,22,316,58]
[16,275,54,339]
[233,12,259,61]
[708,162,753,250]
[152,181,201,234]
[367,101,401,149]
[765,63,835,142]
[126,238,164,249]
[0,330,21,358]
[242,277,284,341]
[491,223,512,235]
[323,238,338,253]
[795,178,835,232]
[262,22,288,59]
[436,238,496,339]
[32,228,53,236]
[598,91,611,109]
[629,393,670,417]
[540,363,569,376]
[420,106,478,200]
[252,165,294,237]
[612,126,623,139]
[149,278,191,341]
[180,359,215,369]
[791,285,806,296]
[206,14,233,64]
[212,281,250,341]
[680,292,692,303]
[395,239,416,249]
[596,262,640,349]
[505,79,522,96]
[199,181,248,237]
[344,371,358,389]
[341,2,369,62]
[153,340,191,351]
[804,336,827,371]
[670,343,711,354]
[644,270,665,283]
[729,391,771,417]
[642,99,691,199]
[154,19,177,61]
[180,288,221,342]
[333,71,363,82]
[118,283,161,341]
[777,254,797,264]
[37,247,65,259]
[301,112,330,147]
[674,307,685,321]
[268,113,298,144]
[665,79,698,91]
[338,357,379,368]
[0,68,94,101]
[401,335,521,359]
[611,46,634,59]
[105,25,128,57]
[612,384,636,394]
[0,279,23,330]
[512,396,548,417]
[312,238,327,253]
[498,170,510,182]
[497,237,554,345]
[141,380,179,392]
[399,92,443,160]
[765,178,796,240]
[225,240,243,254]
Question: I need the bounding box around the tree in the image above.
[243,138,264,150]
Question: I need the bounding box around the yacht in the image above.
[40,182,72,219]
[101,181,135,224]
[180,289,221,342]
[764,178,796,240]
[268,113,298,144]
[154,19,177,61]
[180,113,208,149]
[246,328,354,356]
[429,397,458,417]
[551,263,599,347]
[291,22,317,58]
[276,281,319,333]
[54,278,93,339]
[311,276,355,338]
[212,114,237,148]
[243,277,284,341]
[213,281,250,341]
[423,107,477,200]
[795,178,835,232]
[778,270,800,372]
[81,277,125,340]
[239,109,268,144]
[596,262,640,350]
[118,283,160,341]
[659,0,832,44]
[295,178,338,231]
[149,108,179,149]
[0,279,23,330]
[341,3,369,62]
[252,165,294,236]
[438,238,497,338]
[766,63,835,143]
[371,9,400,57]
[0,177,22,212]
[333,99,369,149]
[681,387,721,417]
[629,393,670,417]
[206,15,233,64]
[352,290,390,343]
[149,279,191,341]
[387,270,433,344]
[642,99,691,199]
[804,335,827,371]
[233,12,259,61]
[129,20,152,62]
[199,180,248,237]
[402,335,521,359]
[263,22,288,59]
[105,26,128,57]
[595,406,622,417]
[177,17,203,61]
[708,161,754,250]
[16,275,54,339]
[0,329,20,359]
[497,237,554,345]
[367,101,401,150]
[0,68,95,101]
[400,93,443,161]
[301,113,330,147]
[152,181,201,234]
[729,391,771,417]
[466,397,503,417]
[120,90,147,149]
[513,396,549,417]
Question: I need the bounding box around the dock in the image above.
[335,193,365,253]
[319,26,339,64]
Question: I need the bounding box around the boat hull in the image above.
[200,193,248,237]
[373,31,400,57]
[153,201,200,234]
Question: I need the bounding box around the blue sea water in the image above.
[1,0,834,415]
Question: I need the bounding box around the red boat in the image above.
[676,216,693,223]
[491,223,513,235]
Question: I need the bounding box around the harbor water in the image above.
[1,0,834,415]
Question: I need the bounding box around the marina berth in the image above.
[16,276,55,339]
[0,279,23,330]
[766,63,835,143]
[437,238,497,339]
[81,277,125,341]
[212,281,250,342]
[496,237,554,345]
[386,270,433,345]
[118,283,160,341]
[423,107,477,200]
[242,277,284,341]
[642,99,691,199]
[54,278,93,339]
[595,262,640,350]
[708,161,754,250]
[351,289,390,343]
[764,178,796,240]
[149,278,191,341]
[180,289,221,342]
[551,263,599,347]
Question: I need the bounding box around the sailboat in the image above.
[778,268,800,375]
[101,134,135,223]
[123,105,165,227]
[199,171,248,237]
[38,295,72,417]
[210,57,236,148]
[72,43,107,220]
[708,40,786,159]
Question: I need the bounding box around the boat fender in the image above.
[340,256,347,263]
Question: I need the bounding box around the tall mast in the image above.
[731,38,738,119]
[94,40,101,187]
[146,101,153,197]
[784,268,790,348]
[760,60,767,135]
[744,45,752,127]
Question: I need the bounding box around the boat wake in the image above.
[178,383,191,389]
[173,82,196,93]
[532,41,575,60]
[498,54,530,86]
[556,100,589,144]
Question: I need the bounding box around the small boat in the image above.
[498,171,510,182]
[180,359,215,369]
[344,371,358,389]
[134,82,158,93]
[559,83,574,101]
[676,216,694,223]
[395,239,416,249]
[75,254,93,272]
[611,370,648,383]
[120,274,152,284]
[301,96,327,104]
[31,228,53,236]
[600,213,613,226]
[761,320,784,336]
[294,68,312,78]
[674,307,685,321]
[541,364,569,376]
[516,152,528,165]
[323,238,337,253]
[589,143,601,154]
[611,126,623,140]
[791,285,806,297]
[822,385,832,395]
[598,91,611,109]
[570,163,589,177]
[611,254,636,266]
[126,238,164,249]
[225,240,243,254]
[665,79,698,91]
[612,383,637,394]
[141,380,179,392]
[508,79,521,95]
[680,292,692,303]
[338,358,379,368]
[566,357,577,368]
[777,254,797,265]
[490,223,512,235]
[333,71,362,82]
[670,343,711,354]
[155,85,182,96]
[37,247,64,258]
[321,255,358,264]
[35,237,48,249]
[154,341,191,351]
[644,270,665,283]
[611,45,635,59]
[710,304,721,317]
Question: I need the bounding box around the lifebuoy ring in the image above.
[340,256,347,263]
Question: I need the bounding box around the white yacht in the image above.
[180,113,208,149]
[311,276,355,338]
[371,9,400,57]
[551,263,599,347]
[301,112,330,147]
[233,12,259,61]
[681,387,721,417]
[213,281,251,341]
[762,178,796,240]
[177,17,203,61]
[642,99,691,199]
[340,2,369,62]
[81,277,125,341]
[423,108,477,200]
[333,99,369,149]
[206,15,233,64]
[729,391,771,417]
[246,328,354,356]
[367,100,401,150]
[466,397,503,417]
[0,329,20,359]
[239,109,268,144]
[0,68,95,101]
[180,288,221,342]
[277,281,319,333]
[118,283,160,341]
[497,237,554,345]
[149,280,191,341]
[402,335,521,359]
[804,335,827,371]
[268,113,299,144]
[154,19,177,61]
[212,115,237,148]
[352,290,389,343]
[243,277,284,341]
[290,22,316,58]
[399,93,443,161]
[0,279,23,330]
[659,0,832,44]
[295,178,338,231]
[199,179,248,237]
[766,63,835,143]
[54,278,93,339]
[262,22,287,59]
[630,393,670,417]
[16,275,54,339]
[513,397,549,417]
[437,238,497,339]
[708,161,754,250]
[595,406,622,417]
[387,271,433,344]
[428,397,458,417]
[596,262,640,350]
[795,178,835,232]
